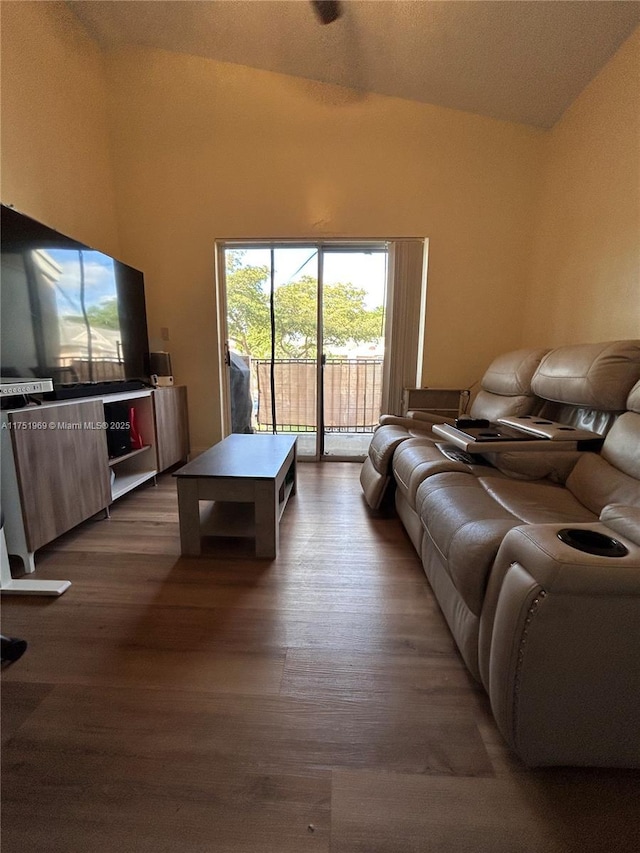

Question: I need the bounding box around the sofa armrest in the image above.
[376,415,440,435]
[479,523,640,767]
[406,410,456,425]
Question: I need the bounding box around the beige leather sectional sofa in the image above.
[361,341,640,767]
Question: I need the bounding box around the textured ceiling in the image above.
[68,1,640,128]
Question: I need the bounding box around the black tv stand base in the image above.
[44,380,148,401]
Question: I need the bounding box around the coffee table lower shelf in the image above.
[198,479,294,541]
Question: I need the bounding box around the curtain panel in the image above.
[381,239,428,415]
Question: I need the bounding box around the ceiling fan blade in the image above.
[311,1,342,26]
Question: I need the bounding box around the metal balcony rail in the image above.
[54,357,125,384]
[254,358,383,432]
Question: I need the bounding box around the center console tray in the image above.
[498,415,603,442]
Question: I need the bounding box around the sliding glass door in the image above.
[219,242,387,460]
[319,247,387,456]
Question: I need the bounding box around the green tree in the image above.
[87,298,120,330]
[225,257,384,359]
[322,281,384,354]
[226,256,271,357]
[273,276,318,357]
[65,297,120,329]
[274,275,384,358]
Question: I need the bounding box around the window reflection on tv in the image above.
[1,206,149,390]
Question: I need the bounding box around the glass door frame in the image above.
[216,239,389,462]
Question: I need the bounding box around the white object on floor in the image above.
[0,526,70,596]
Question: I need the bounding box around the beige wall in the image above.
[0,1,119,254]
[524,27,640,346]
[2,4,637,451]
[103,47,541,448]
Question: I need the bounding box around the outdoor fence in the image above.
[254,358,383,432]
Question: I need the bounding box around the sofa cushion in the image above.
[418,473,521,616]
[480,348,549,397]
[468,390,539,422]
[563,408,640,514]
[478,476,597,524]
[466,348,548,422]
[418,468,603,618]
[480,449,582,483]
[393,440,473,505]
[601,412,640,480]
[531,340,640,410]
[627,379,640,413]
[566,453,640,514]
[600,504,640,546]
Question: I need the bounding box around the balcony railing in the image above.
[253,358,383,432]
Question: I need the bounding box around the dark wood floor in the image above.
[2,463,640,852]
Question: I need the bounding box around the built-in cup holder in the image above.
[557,528,629,558]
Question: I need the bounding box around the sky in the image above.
[47,249,117,314]
[234,247,388,310]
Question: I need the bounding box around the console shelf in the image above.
[103,390,157,503]
[111,469,157,502]
[108,444,152,467]
[1,385,189,587]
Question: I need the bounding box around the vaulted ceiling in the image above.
[68,1,640,128]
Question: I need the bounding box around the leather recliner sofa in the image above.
[360,347,549,510]
[392,341,638,555]
[367,340,640,767]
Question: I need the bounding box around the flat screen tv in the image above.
[1,205,150,399]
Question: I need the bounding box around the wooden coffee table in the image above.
[173,434,297,558]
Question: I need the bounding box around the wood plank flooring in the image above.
[2,462,640,852]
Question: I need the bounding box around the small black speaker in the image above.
[104,401,132,459]
[149,351,172,376]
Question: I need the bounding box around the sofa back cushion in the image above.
[566,406,640,513]
[481,348,550,397]
[470,390,539,421]
[470,348,548,421]
[531,340,640,411]
[602,411,640,480]
[626,378,640,414]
